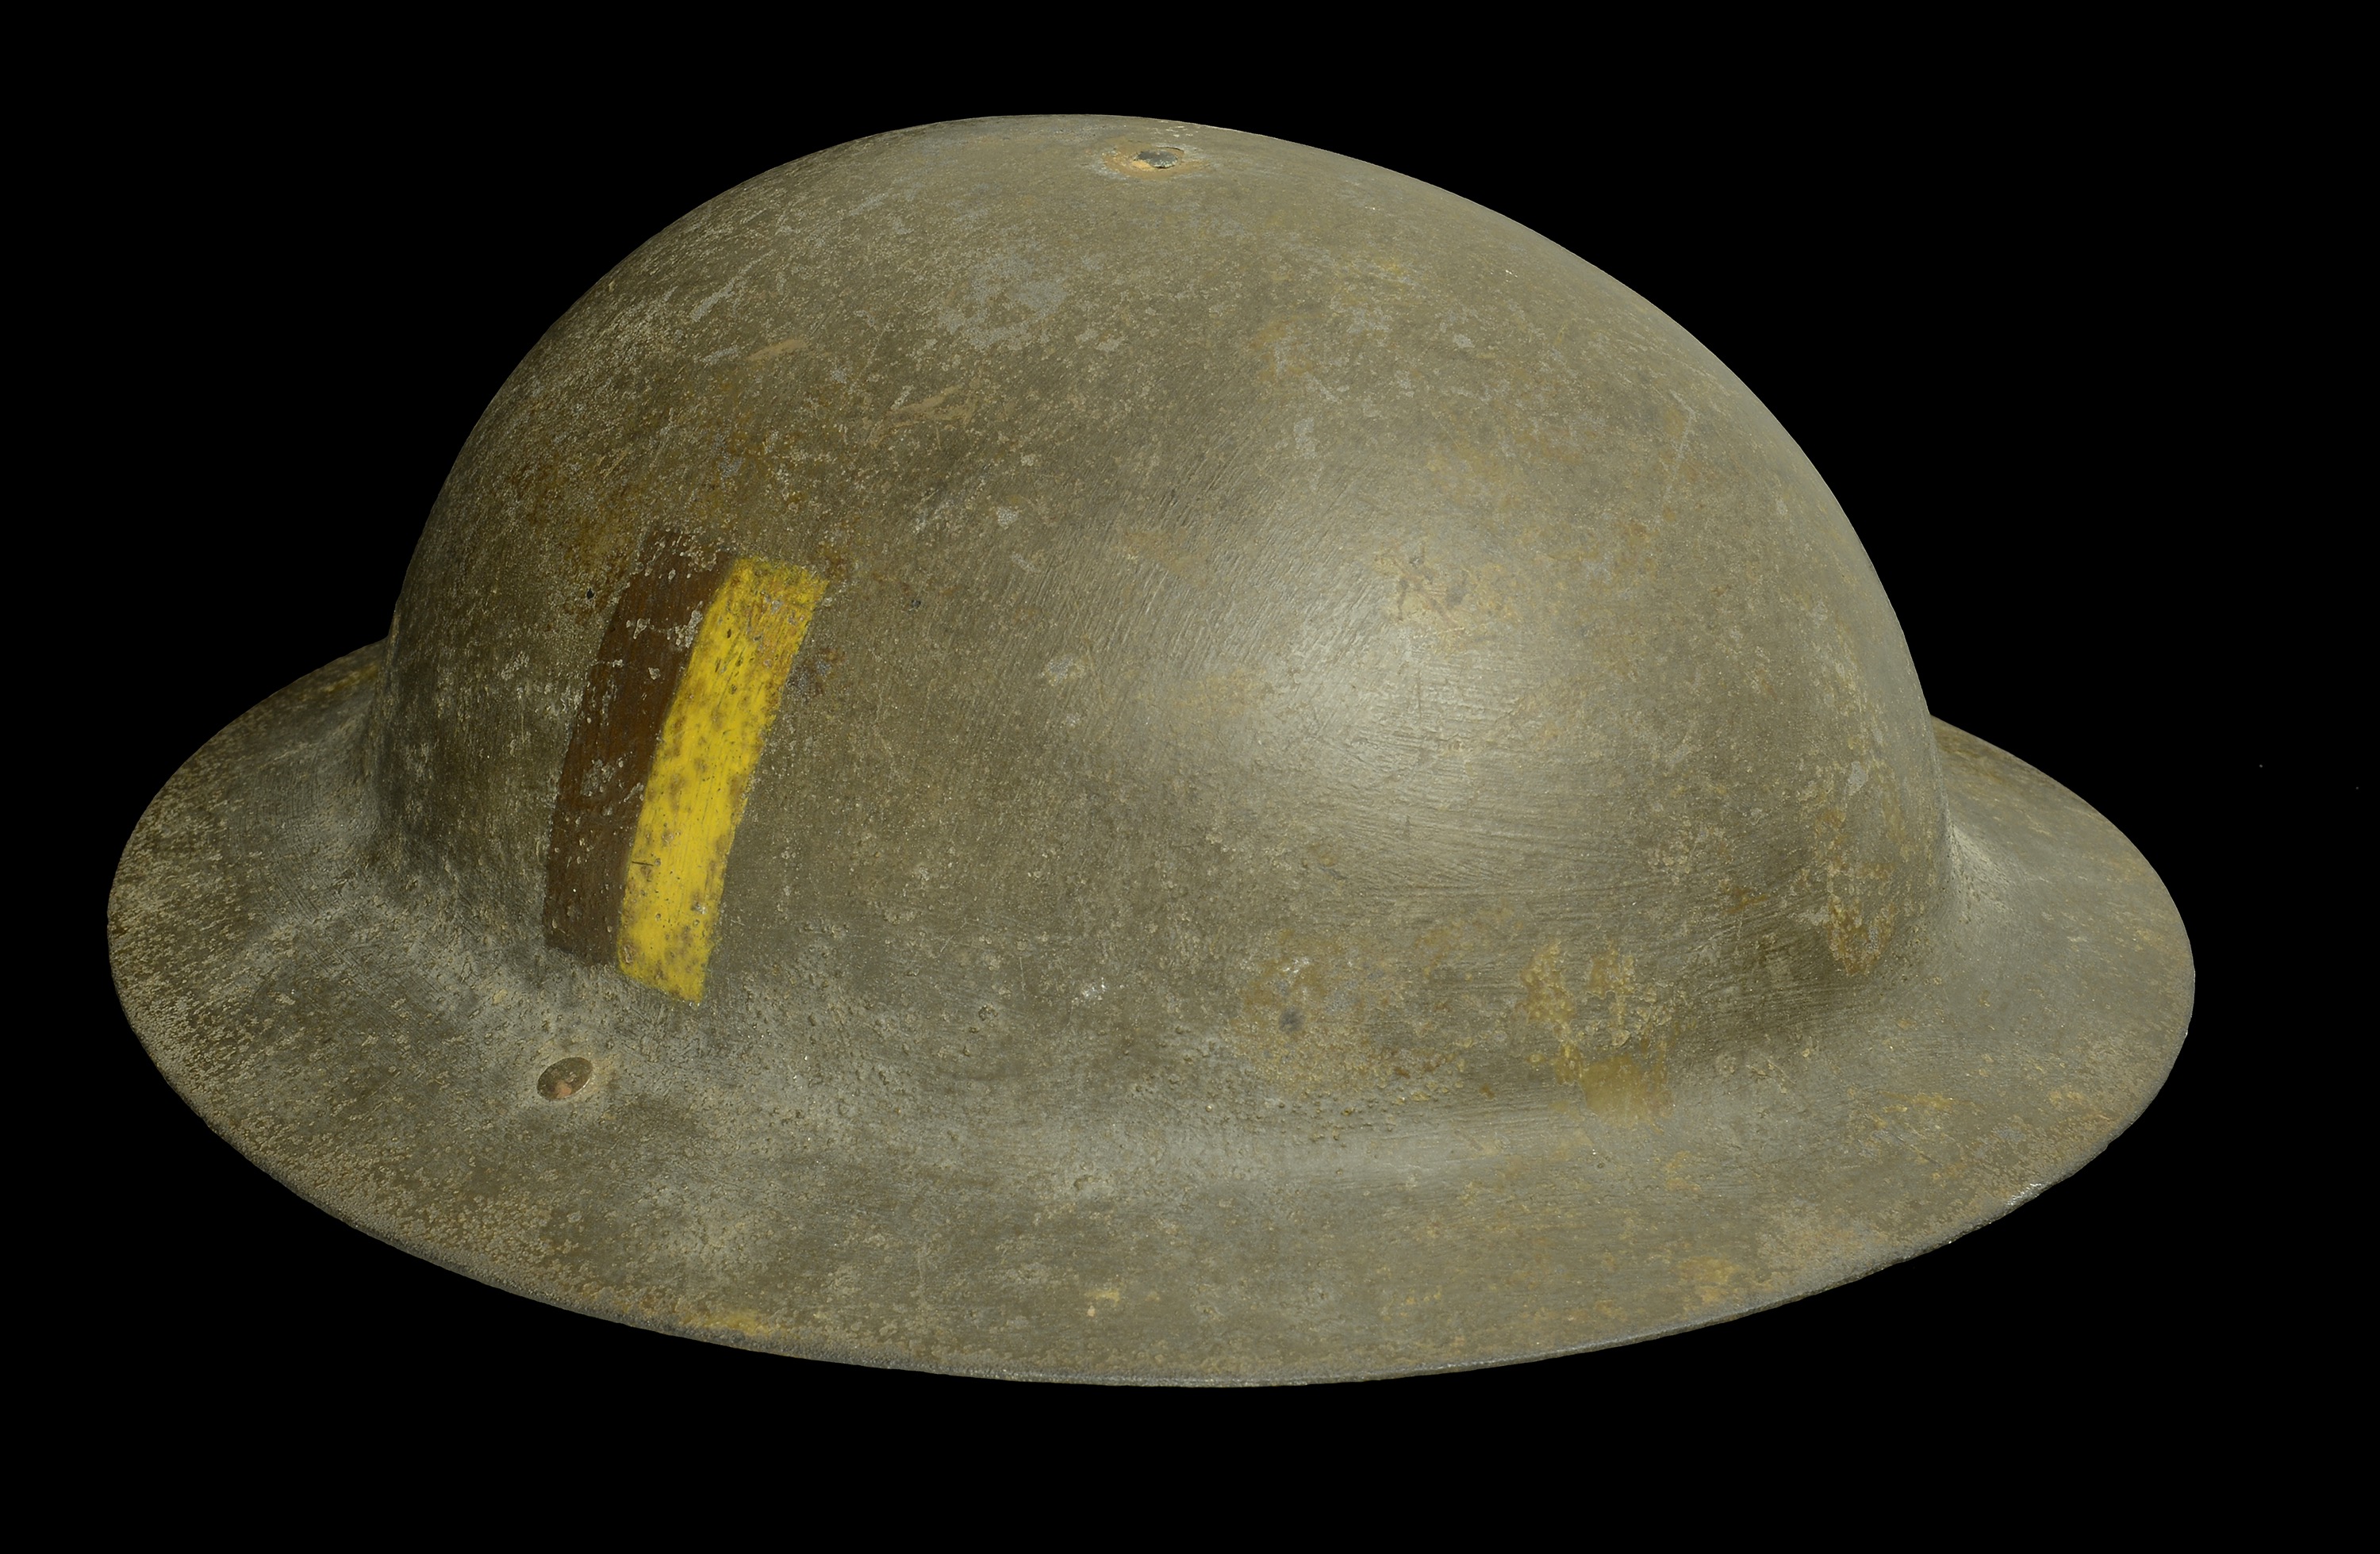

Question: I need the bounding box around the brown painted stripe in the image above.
[543,526,735,963]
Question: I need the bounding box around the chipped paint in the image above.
[617,557,824,1000]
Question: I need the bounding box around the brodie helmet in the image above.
[110,117,2191,1383]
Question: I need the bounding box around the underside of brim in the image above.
[109,646,2191,1383]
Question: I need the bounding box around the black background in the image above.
[75,56,2305,1460]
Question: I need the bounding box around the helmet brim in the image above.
[110,643,2192,1383]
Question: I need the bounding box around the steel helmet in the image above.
[109,116,2192,1383]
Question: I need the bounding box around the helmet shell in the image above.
[110,117,2190,1380]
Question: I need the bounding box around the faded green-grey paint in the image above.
[108,117,2190,1383]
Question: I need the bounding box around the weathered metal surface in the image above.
[542,524,737,962]
[108,116,2192,1383]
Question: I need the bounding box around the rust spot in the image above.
[1826,896,1898,977]
[1519,942,1576,1033]
[538,1057,594,1100]
[808,543,854,585]
[1718,884,1768,915]
[1555,1048,1672,1123]
[791,647,846,700]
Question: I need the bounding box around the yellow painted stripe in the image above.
[616,557,824,1001]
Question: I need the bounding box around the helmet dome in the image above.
[374,117,1944,1107]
